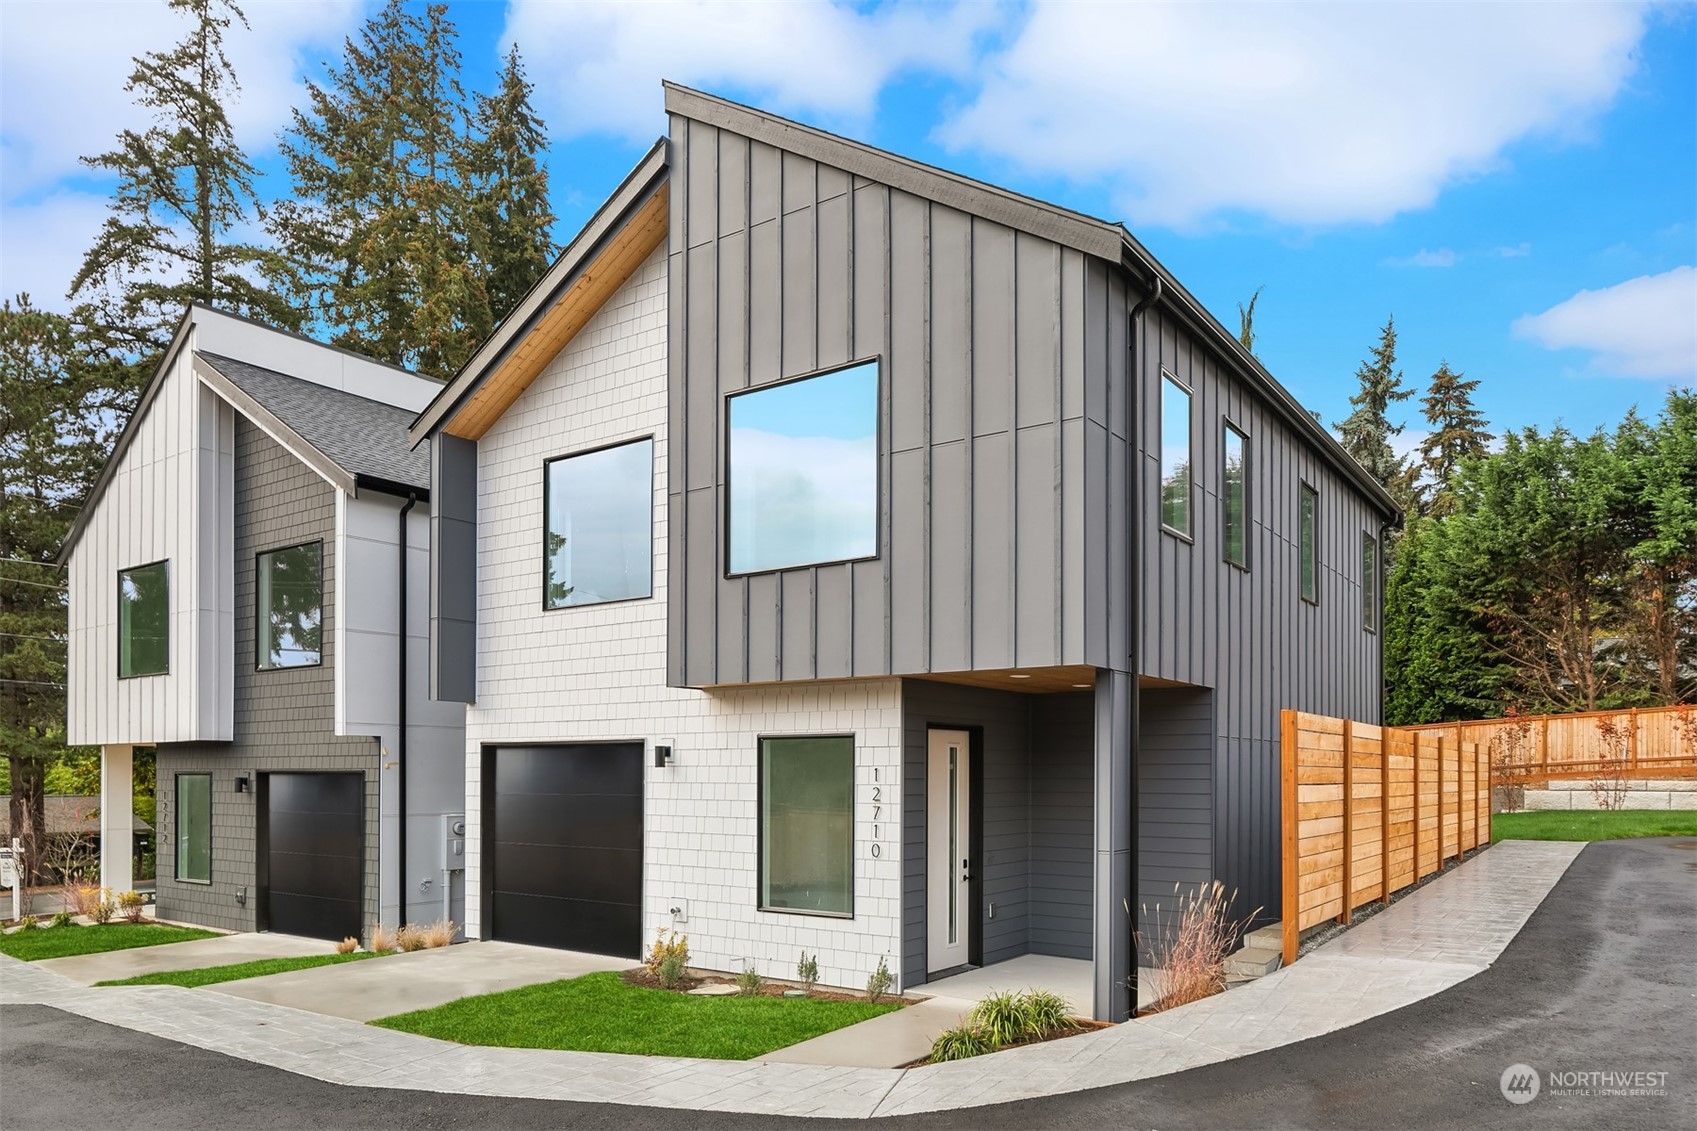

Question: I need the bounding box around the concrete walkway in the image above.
[0,840,1583,1119]
[36,932,330,985]
[212,940,629,1022]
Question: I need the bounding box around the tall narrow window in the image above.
[257,542,323,669]
[1300,485,1318,604]
[759,736,854,917]
[176,773,211,883]
[1160,374,1192,536]
[1362,532,1378,632]
[118,561,169,677]
[1223,422,1248,568]
[728,361,879,575]
[544,437,654,608]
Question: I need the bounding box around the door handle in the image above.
[961,858,971,882]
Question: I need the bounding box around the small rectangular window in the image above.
[257,542,323,669]
[118,561,169,677]
[1300,485,1318,604]
[1223,422,1248,568]
[760,736,854,917]
[176,773,211,883]
[544,437,654,608]
[729,362,879,575]
[1362,532,1378,633]
[1161,374,1192,537]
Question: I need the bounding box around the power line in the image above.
[0,557,66,570]
[0,576,69,592]
[0,678,65,689]
[0,632,67,645]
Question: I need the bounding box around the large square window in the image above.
[728,362,878,575]
[544,438,654,608]
[257,542,323,669]
[1160,374,1192,537]
[176,773,211,883]
[118,561,169,677]
[760,736,854,917]
[1223,421,1248,569]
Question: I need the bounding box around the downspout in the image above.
[1125,273,1162,1019]
[397,493,417,931]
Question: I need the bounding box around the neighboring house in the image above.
[412,85,1398,1021]
[63,306,466,943]
[0,796,153,869]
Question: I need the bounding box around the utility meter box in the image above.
[442,814,466,871]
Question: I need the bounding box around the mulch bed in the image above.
[900,1018,1114,1068]
[621,966,908,1006]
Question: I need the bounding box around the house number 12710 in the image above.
[869,768,882,858]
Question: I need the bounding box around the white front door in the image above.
[927,728,972,973]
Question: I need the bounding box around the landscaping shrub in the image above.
[50,911,74,929]
[866,954,893,1003]
[644,928,689,976]
[419,920,456,948]
[65,883,105,919]
[797,950,819,994]
[1018,989,1073,1035]
[396,924,429,952]
[336,936,359,955]
[117,891,147,924]
[658,952,685,989]
[930,1023,997,1062]
[90,896,117,925]
[370,923,399,954]
[18,916,39,930]
[736,962,764,996]
[1136,880,1255,1011]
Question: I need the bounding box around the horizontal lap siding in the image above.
[667,116,1089,688]
[1029,692,1093,959]
[1136,687,1214,955]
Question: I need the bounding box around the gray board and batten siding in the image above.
[663,105,1137,689]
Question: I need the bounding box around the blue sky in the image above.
[3,1,1692,447]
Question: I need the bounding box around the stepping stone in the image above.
[686,983,738,996]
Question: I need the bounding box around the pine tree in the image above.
[1417,361,1492,517]
[270,0,488,377]
[0,298,109,883]
[1335,316,1414,490]
[70,0,296,390]
[468,44,557,326]
[1237,286,1264,357]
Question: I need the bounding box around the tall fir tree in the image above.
[270,0,490,377]
[1236,285,1264,358]
[1417,361,1492,517]
[1335,316,1414,492]
[468,44,557,326]
[0,297,109,882]
[70,0,295,401]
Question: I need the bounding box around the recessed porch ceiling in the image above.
[912,666,1097,695]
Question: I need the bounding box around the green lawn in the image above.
[0,922,218,962]
[95,950,380,988]
[372,971,899,1059]
[1493,809,1697,843]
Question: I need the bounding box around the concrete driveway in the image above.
[210,940,632,1021]
[36,932,330,985]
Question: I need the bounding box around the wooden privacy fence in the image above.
[1279,710,1490,966]
[1401,705,1697,788]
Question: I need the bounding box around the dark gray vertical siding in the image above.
[1136,687,1214,952]
[667,114,1089,687]
[1028,692,1093,958]
[429,434,476,703]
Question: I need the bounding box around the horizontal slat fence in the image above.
[1402,705,1697,787]
[1281,710,1489,965]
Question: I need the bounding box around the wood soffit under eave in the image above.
[441,185,669,442]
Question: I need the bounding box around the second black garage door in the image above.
[487,743,643,957]
[262,772,363,941]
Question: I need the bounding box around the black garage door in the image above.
[262,773,363,941]
[487,744,643,957]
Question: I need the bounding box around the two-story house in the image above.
[65,306,466,942]
[412,86,1398,1021]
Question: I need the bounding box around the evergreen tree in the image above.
[1335,316,1414,490]
[270,0,489,377]
[1417,361,1492,516]
[1237,286,1264,358]
[468,44,557,326]
[0,298,109,883]
[1382,515,1503,724]
[70,0,296,389]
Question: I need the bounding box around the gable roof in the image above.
[410,139,670,445]
[195,352,429,495]
[664,84,1400,521]
[0,796,154,838]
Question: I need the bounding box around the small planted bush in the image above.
[658,952,686,989]
[396,924,429,952]
[419,920,456,948]
[797,950,819,994]
[17,916,39,930]
[928,990,1081,1062]
[370,923,399,954]
[117,891,147,924]
[644,928,690,976]
[736,961,764,996]
[336,936,359,955]
[90,898,117,925]
[930,1023,997,1063]
[50,911,75,929]
[866,954,893,1003]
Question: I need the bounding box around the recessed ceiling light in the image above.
[1009,673,1031,680]
[1072,683,1090,688]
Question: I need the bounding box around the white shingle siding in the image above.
[468,247,904,989]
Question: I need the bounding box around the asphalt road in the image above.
[4,837,1693,1131]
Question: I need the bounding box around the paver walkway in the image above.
[0,840,1583,1119]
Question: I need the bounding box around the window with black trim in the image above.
[118,560,169,677]
[1160,374,1192,536]
[728,361,878,575]
[1300,484,1319,604]
[1223,421,1248,568]
[759,736,854,917]
[176,773,211,883]
[1362,531,1378,633]
[544,437,654,608]
[257,542,323,669]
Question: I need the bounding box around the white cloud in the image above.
[1512,266,1697,379]
[1388,248,1458,269]
[939,1,1648,228]
[502,0,1003,142]
[0,191,111,312]
[1494,243,1533,258]
[0,0,361,195]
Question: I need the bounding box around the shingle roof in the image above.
[198,352,429,492]
[0,796,154,838]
